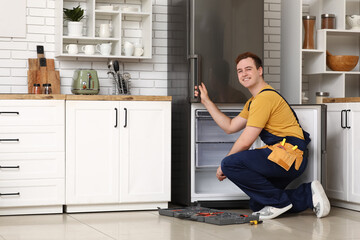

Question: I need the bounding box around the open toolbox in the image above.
[158,206,260,225]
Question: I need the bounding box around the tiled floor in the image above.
[0,207,360,240]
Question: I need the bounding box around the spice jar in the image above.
[42,83,52,94]
[316,92,329,104]
[303,16,316,49]
[321,14,335,29]
[32,83,41,94]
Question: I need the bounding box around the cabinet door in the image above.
[66,101,120,204]
[119,101,171,203]
[325,103,348,201]
[348,103,360,203]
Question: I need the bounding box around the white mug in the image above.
[66,44,78,54]
[96,43,112,55]
[134,47,144,56]
[82,45,95,55]
[99,24,111,38]
[123,41,134,56]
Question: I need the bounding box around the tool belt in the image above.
[262,138,304,171]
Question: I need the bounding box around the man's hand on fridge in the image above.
[195,83,211,105]
[216,166,226,181]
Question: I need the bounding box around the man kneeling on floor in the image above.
[194,52,330,220]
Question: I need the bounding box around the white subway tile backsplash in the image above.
[27,25,55,34]
[0,42,28,51]
[0,51,11,59]
[27,16,45,25]
[28,8,55,17]
[140,71,167,79]
[0,69,11,76]
[27,0,47,8]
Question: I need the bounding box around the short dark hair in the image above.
[235,52,263,70]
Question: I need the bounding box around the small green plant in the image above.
[63,5,84,22]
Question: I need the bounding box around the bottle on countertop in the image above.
[42,83,52,94]
[32,83,41,94]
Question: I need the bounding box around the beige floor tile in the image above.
[70,211,222,240]
[0,214,113,240]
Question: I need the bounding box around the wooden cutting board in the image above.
[27,58,60,94]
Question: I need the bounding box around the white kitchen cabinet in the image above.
[65,100,171,212]
[65,101,120,204]
[325,103,360,210]
[0,100,65,215]
[281,0,360,104]
[119,101,171,203]
[55,0,152,59]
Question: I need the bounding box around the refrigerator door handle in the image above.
[188,54,201,102]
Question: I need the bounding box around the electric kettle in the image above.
[71,69,100,95]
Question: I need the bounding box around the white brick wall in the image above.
[0,0,281,95]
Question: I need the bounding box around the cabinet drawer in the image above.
[0,100,64,126]
[0,179,65,207]
[0,152,64,180]
[0,126,64,153]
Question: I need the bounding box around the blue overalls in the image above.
[221,89,313,213]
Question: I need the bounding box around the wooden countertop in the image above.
[323,97,360,103]
[0,94,172,101]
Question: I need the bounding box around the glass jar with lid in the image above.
[316,92,329,104]
[321,14,335,29]
[303,16,316,49]
[42,83,52,94]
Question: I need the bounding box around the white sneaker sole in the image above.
[255,204,293,220]
[311,180,331,218]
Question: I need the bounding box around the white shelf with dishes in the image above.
[55,0,152,59]
[281,0,360,104]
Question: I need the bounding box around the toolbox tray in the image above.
[158,206,259,225]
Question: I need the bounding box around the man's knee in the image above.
[221,152,247,175]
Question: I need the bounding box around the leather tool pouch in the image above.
[267,143,303,171]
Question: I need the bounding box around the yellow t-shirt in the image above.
[239,85,304,140]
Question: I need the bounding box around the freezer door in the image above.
[189,0,264,103]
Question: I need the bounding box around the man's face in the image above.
[236,57,263,89]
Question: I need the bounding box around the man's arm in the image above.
[195,83,246,133]
[227,126,262,155]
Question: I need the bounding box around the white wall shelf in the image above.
[56,0,152,59]
[281,0,360,104]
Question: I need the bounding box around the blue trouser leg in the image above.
[221,148,313,213]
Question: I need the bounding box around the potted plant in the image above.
[63,5,85,37]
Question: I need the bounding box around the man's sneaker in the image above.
[311,180,331,218]
[252,204,293,220]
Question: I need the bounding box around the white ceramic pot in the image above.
[68,21,83,37]
[346,15,360,30]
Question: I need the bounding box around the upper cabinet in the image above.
[55,0,152,59]
[281,0,360,104]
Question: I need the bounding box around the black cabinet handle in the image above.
[0,139,19,142]
[0,192,20,196]
[341,110,346,129]
[346,109,351,129]
[0,165,20,169]
[0,112,19,115]
[114,108,118,128]
[124,108,127,128]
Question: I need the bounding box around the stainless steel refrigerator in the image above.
[168,0,325,207]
